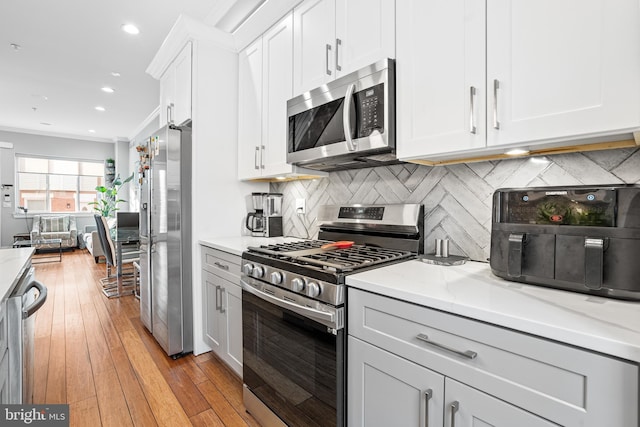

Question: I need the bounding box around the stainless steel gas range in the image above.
[241,204,424,427]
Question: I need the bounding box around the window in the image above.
[16,156,105,213]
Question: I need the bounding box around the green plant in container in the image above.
[89,172,134,217]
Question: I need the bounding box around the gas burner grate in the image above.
[247,241,414,273]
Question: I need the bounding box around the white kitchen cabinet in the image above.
[159,42,192,126]
[349,337,555,427]
[293,0,395,95]
[396,0,640,161]
[237,37,264,180]
[348,287,639,426]
[238,13,324,180]
[202,246,243,377]
[348,336,445,427]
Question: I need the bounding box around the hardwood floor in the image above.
[33,249,259,427]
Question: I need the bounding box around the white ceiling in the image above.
[0,0,264,143]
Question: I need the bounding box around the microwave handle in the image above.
[343,83,356,151]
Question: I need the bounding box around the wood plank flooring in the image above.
[33,249,259,427]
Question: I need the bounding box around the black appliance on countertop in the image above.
[241,203,424,427]
[490,185,640,300]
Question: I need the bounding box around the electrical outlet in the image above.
[295,198,306,214]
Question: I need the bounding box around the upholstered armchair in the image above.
[31,215,78,249]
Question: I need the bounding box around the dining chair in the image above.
[94,214,140,298]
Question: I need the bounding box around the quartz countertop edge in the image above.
[0,247,35,301]
[346,260,640,364]
[199,236,306,256]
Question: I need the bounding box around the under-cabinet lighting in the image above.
[505,148,530,156]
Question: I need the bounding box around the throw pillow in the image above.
[41,216,68,233]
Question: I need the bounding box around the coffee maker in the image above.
[247,192,267,236]
[264,193,283,237]
[246,193,283,237]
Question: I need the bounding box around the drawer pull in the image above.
[450,401,459,427]
[214,261,229,270]
[424,389,432,427]
[416,333,477,359]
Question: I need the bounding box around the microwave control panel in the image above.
[355,83,385,138]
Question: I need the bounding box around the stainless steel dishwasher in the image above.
[7,266,47,404]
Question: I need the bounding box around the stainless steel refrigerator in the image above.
[139,124,193,358]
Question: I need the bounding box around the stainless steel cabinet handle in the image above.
[416,333,477,359]
[214,262,229,270]
[450,401,459,427]
[343,83,356,151]
[167,103,175,125]
[261,145,265,169]
[335,38,342,72]
[220,287,226,314]
[326,44,332,76]
[469,86,477,134]
[424,389,433,427]
[493,79,500,129]
[215,285,222,311]
[254,146,260,170]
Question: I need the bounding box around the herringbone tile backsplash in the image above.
[271,148,640,262]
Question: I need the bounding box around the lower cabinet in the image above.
[201,246,243,377]
[347,288,639,427]
[348,337,554,427]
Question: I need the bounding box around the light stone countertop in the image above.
[0,247,34,301]
[346,259,640,364]
[198,235,306,257]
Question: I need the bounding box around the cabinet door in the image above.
[221,280,243,377]
[293,0,336,95]
[396,0,485,160]
[203,270,222,351]
[486,0,640,147]
[237,38,264,180]
[348,336,444,427]
[173,42,192,126]
[159,66,175,126]
[445,378,556,427]
[334,0,395,78]
[262,13,295,177]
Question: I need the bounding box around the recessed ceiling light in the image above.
[110,72,121,77]
[10,43,21,51]
[121,24,140,35]
[40,122,52,126]
[101,86,114,93]
[505,148,530,156]
[88,129,96,133]
[95,106,106,112]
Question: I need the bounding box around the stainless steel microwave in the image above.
[286,58,397,171]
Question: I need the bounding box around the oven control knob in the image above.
[291,278,305,292]
[270,271,283,285]
[252,266,264,279]
[307,282,321,298]
[243,263,254,276]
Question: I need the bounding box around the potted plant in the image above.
[89,172,134,218]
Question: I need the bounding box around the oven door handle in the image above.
[241,280,336,328]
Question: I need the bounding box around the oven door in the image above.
[242,280,344,427]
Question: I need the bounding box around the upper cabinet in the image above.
[396,0,640,162]
[159,42,192,127]
[238,13,327,181]
[293,0,395,95]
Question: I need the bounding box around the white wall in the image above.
[0,130,115,247]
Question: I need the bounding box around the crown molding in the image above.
[146,14,236,79]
